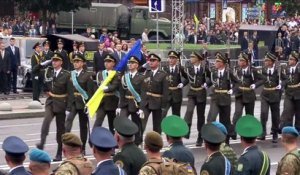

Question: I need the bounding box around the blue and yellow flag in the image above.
[86,39,142,118]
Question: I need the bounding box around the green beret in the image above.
[62,133,82,147]
[161,115,188,137]
[144,131,163,150]
[201,123,226,144]
[236,115,262,138]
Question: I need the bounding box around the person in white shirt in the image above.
[141,28,149,43]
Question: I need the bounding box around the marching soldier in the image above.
[68,41,78,70]
[93,54,119,134]
[258,52,283,142]
[207,52,237,142]
[141,53,168,134]
[161,51,188,117]
[276,126,300,175]
[31,42,46,103]
[55,39,71,71]
[184,52,211,146]
[280,51,300,131]
[118,56,144,146]
[42,40,54,61]
[235,115,270,175]
[65,54,94,154]
[231,52,264,139]
[200,123,229,175]
[36,53,73,161]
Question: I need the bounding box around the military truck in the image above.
[56,3,172,40]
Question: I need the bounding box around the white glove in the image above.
[65,110,70,117]
[202,83,208,89]
[250,84,256,89]
[40,60,52,66]
[137,109,144,119]
[142,63,148,68]
[101,86,108,91]
[276,84,282,90]
[177,83,184,89]
[227,89,233,95]
[116,108,121,115]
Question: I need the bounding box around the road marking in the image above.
[0,123,41,128]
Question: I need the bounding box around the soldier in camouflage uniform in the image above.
[276,126,300,175]
[161,51,188,117]
[54,133,93,175]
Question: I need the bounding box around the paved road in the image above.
[0,101,288,174]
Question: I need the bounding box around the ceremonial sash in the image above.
[224,157,231,175]
[102,70,120,97]
[125,73,141,102]
[71,71,89,100]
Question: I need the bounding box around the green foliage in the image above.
[268,0,300,16]
[15,0,92,13]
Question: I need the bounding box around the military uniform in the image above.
[93,55,119,134]
[259,53,282,141]
[42,40,54,61]
[184,52,211,146]
[55,39,71,71]
[37,53,73,161]
[90,127,126,175]
[65,54,94,152]
[113,116,147,175]
[141,53,168,134]
[200,124,228,175]
[235,115,270,175]
[207,53,237,137]
[280,52,300,131]
[276,126,300,175]
[2,136,31,175]
[119,56,145,145]
[31,42,45,102]
[232,53,264,137]
[161,115,195,167]
[54,133,93,175]
[161,51,188,117]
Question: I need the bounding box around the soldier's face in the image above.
[73,45,77,51]
[238,59,247,68]
[128,62,138,70]
[214,60,224,69]
[264,59,273,67]
[58,43,63,49]
[190,56,199,65]
[73,60,84,69]
[52,59,62,68]
[10,39,15,46]
[149,59,159,69]
[44,45,49,51]
[98,44,104,50]
[35,46,41,53]
[168,57,177,66]
[104,61,115,70]
[79,46,85,52]
[288,58,297,66]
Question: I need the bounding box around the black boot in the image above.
[257,130,266,140]
[36,136,46,150]
[272,132,278,143]
[196,135,203,147]
[184,124,192,139]
[53,144,62,162]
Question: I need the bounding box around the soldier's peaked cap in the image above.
[114,116,138,137]
[2,136,29,156]
[161,115,189,137]
[201,123,226,144]
[168,50,179,58]
[149,53,161,61]
[264,52,277,62]
[90,127,117,149]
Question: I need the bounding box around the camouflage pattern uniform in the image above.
[276,150,300,175]
[220,142,238,175]
[55,156,93,175]
[139,165,158,175]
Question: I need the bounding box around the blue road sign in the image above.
[149,0,165,13]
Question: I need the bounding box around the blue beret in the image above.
[90,127,117,149]
[212,122,228,135]
[282,126,299,137]
[2,136,29,155]
[29,149,51,163]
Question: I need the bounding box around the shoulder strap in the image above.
[143,159,164,175]
[287,149,300,161]
[259,151,270,175]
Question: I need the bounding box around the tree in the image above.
[268,0,300,17]
[15,0,92,35]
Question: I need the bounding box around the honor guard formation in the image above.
[1,35,300,175]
